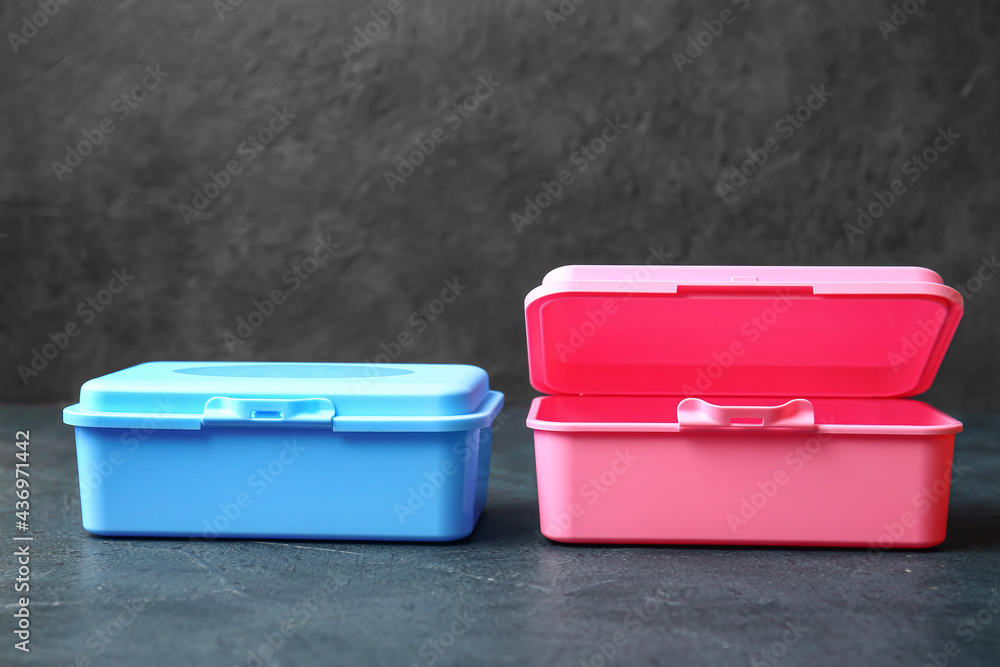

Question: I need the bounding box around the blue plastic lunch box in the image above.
[63,362,504,541]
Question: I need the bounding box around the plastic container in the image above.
[64,362,503,541]
[525,265,964,547]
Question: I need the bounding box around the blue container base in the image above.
[81,525,481,542]
[74,425,492,542]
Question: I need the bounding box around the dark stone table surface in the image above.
[1,405,998,667]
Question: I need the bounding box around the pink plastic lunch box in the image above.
[525,266,964,547]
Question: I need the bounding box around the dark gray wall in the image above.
[1,0,998,410]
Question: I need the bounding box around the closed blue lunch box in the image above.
[63,362,504,541]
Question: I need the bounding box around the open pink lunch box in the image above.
[524,265,964,547]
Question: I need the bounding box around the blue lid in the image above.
[63,362,503,432]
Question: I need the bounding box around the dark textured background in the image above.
[1,0,998,409]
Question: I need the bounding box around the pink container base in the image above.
[530,396,958,547]
[524,266,965,547]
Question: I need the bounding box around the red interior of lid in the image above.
[525,285,962,398]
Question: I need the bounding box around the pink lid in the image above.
[524,265,963,398]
